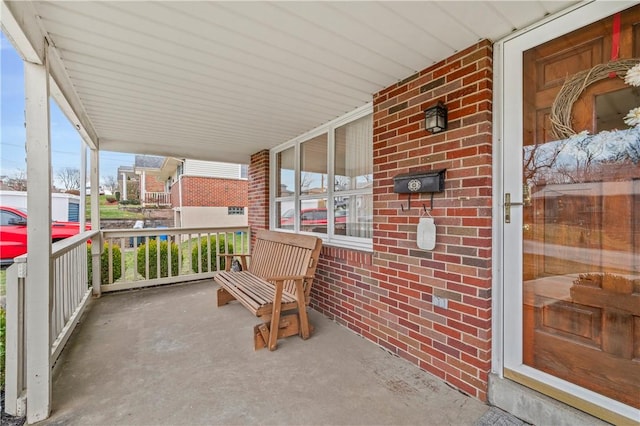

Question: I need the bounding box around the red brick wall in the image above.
[145,175,165,193]
[312,40,493,401]
[176,176,248,207]
[247,41,493,401]
[248,150,270,242]
[170,181,179,209]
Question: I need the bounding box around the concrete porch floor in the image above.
[42,280,491,425]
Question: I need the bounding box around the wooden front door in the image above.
[521,5,640,409]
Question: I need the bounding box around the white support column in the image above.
[90,148,102,296]
[24,58,52,424]
[122,172,128,201]
[80,143,87,229]
[141,170,146,204]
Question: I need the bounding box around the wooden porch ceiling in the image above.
[3,1,577,164]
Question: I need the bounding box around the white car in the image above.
[85,186,106,195]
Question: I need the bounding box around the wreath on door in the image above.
[549,58,640,140]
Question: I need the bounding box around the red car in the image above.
[280,208,346,232]
[0,206,88,266]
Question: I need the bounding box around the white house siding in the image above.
[183,160,242,179]
[178,206,247,228]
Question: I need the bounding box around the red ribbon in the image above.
[609,12,621,78]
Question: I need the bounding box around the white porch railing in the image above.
[4,226,250,418]
[5,229,99,416]
[50,231,99,362]
[143,191,171,206]
[101,226,250,292]
[5,255,26,417]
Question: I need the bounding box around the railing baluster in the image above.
[167,235,172,278]
[207,233,212,273]
[57,256,63,338]
[187,234,192,273]
[145,236,150,280]
[156,234,161,279]
[133,236,138,281]
[197,233,202,274]
[215,232,220,272]
[108,243,113,284]
[178,234,183,276]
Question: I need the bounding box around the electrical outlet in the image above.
[433,295,448,310]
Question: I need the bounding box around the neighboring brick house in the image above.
[117,156,168,204]
[118,157,248,229]
[165,159,248,228]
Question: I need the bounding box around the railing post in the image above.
[92,242,102,296]
[5,259,27,417]
[91,148,102,297]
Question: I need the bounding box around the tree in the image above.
[57,167,81,190]
[102,175,117,192]
[6,169,27,191]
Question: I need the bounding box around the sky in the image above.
[1,32,134,188]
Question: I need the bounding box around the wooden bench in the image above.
[214,230,322,351]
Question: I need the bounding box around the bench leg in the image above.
[254,323,270,350]
[268,283,284,351]
[294,280,311,339]
[254,315,316,350]
[217,287,236,307]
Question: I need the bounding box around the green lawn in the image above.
[0,268,5,297]
[86,195,144,220]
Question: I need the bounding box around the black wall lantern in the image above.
[424,101,447,134]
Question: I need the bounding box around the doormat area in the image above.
[474,406,529,426]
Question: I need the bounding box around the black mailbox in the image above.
[393,169,445,194]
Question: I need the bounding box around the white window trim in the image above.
[492,0,639,422]
[270,102,373,251]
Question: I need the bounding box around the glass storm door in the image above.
[502,3,640,420]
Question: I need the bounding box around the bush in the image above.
[105,195,117,204]
[120,199,141,206]
[191,236,233,272]
[137,240,179,279]
[115,191,121,201]
[87,243,122,285]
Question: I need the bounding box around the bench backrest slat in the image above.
[249,230,322,299]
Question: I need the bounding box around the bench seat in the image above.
[215,271,299,316]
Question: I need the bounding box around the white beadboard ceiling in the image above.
[4,1,577,164]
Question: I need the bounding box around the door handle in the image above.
[505,186,532,223]
[505,193,525,223]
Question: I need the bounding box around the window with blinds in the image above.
[272,104,373,250]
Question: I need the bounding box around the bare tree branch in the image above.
[102,175,117,192]
[5,169,27,191]
[56,167,81,190]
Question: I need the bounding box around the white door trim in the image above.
[492,0,639,421]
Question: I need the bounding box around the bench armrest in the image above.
[265,275,313,282]
[266,275,314,306]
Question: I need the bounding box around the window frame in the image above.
[270,102,373,251]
